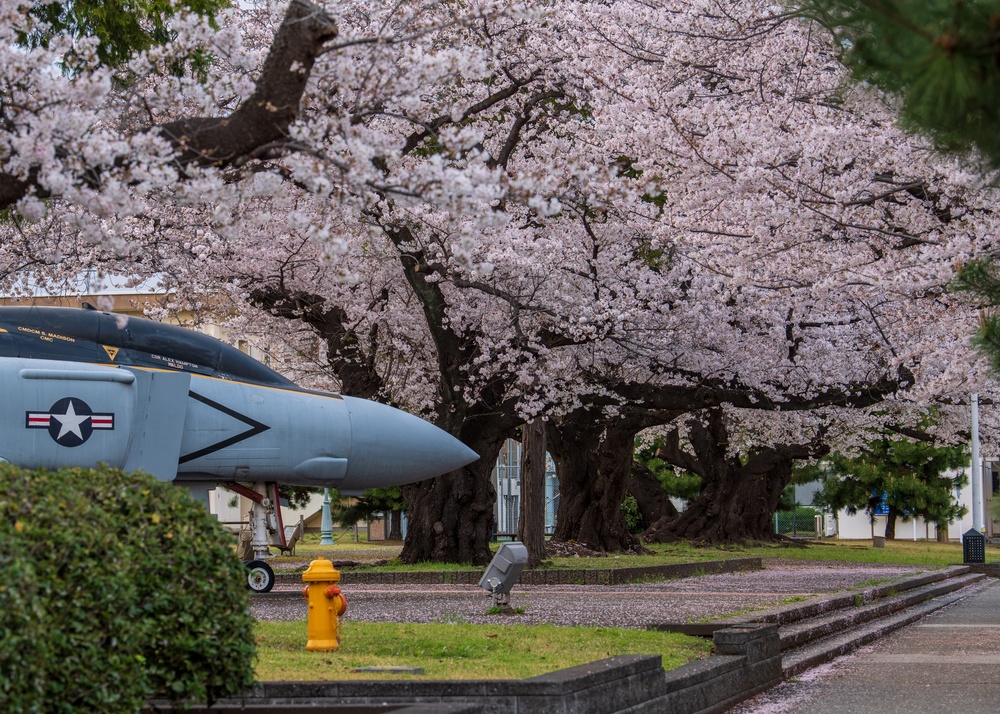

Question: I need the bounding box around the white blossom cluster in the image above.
[2,0,998,451]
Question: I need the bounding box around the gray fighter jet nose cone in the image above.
[342,396,478,490]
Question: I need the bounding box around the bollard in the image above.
[302,557,348,651]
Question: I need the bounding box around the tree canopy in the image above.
[21,0,229,71]
[799,0,1000,373]
[4,0,1000,554]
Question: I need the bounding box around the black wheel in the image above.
[246,560,275,593]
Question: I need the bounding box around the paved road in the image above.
[732,578,1000,713]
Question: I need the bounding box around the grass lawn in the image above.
[255,536,995,681]
[687,538,998,567]
[254,620,711,681]
[273,537,997,572]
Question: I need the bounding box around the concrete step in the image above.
[780,572,987,678]
[778,572,985,651]
[727,565,973,628]
[648,566,978,639]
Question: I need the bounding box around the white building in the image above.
[493,439,559,536]
[824,462,995,541]
[211,487,326,535]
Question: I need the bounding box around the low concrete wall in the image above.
[648,624,783,714]
[651,565,973,636]
[274,557,762,587]
[173,624,780,714]
[966,563,1000,578]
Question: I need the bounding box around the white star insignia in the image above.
[52,401,90,440]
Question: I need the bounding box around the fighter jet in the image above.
[0,305,478,591]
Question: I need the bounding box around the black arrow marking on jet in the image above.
[178,391,271,464]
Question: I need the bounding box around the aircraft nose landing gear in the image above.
[246,560,275,593]
[226,481,286,593]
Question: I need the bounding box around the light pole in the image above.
[963,394,988,564]
[972,394,984,532]
[320,488,334,545]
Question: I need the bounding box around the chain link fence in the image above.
[774,506,823,537]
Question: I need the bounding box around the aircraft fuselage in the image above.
[0,307,477,493]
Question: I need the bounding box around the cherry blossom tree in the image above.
[796,0,1000,383]
[521,2,998,548]
[642,407,831,543]
[6,0,1000,558]
[799,0,1000,167]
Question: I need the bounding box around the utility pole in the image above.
[972,394,984,532]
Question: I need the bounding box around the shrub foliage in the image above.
[0,465,255,713]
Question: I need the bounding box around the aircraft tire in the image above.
[246,560,275,593]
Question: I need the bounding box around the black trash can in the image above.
[963,528,986,564]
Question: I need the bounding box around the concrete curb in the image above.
[781,585,976,678]
[270,556,762,588]
[776,572,984,652]
[148,625,782,714]
[966,562,1000,577]
[738,565,973,627]
[645,565,987,682]
[648,565,972,636]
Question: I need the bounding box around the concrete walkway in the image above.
[732,577,1000,713]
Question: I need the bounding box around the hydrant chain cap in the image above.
[302,557,341,583]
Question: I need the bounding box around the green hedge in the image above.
[0,466,255,713]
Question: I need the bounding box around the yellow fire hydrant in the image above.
[302,557,347,652]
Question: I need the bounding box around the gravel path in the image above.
[251,560,932,628]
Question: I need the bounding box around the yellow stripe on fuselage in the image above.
[83,362,345,400]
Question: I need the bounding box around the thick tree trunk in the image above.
[161,0,337,170]
[645,457,792,542]
[547,413,642,552]
[628,460,678,531]
[1,0,339,210]
[399,426,504,565]
[518,420,548,567]
[644,409,826,544]
[885,505,898,540]
[388,229,521,564]
[259,282,508,564]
